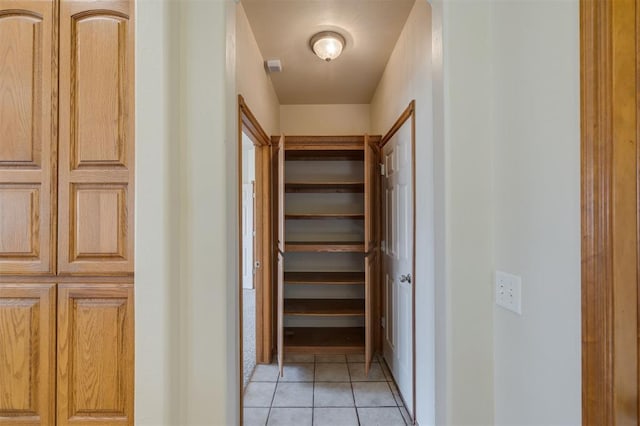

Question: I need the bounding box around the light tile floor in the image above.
[243,354,412,426]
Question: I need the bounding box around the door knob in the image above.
[400,274,412,284]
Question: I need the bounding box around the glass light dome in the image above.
[310,31,346,62]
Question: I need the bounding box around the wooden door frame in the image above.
[581,0,639,423]
[379,100,417,423]
[237,95,273,411]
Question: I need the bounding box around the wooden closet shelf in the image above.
[285,150,364,162]
[284,327,365,354]
[285,213,365,220]
[285,182,365,193]
[285,241,365,253]
[284,271,365,285]
[284,299,365,316]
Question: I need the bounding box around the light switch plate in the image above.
[495,271,522,315]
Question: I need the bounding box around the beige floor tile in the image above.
[272,382,314,407]
[267,408,312,426]
[251,364,280,382]
[348,363,386,382]
[243,407,270,426]
[244,382,277,407]
[316,354,347,363]
[315,362,350,382]
[352,382,397,407]
[313,382,354,407]
[357,407,406,426]
[313,407,359,426]
[280,363,314,382]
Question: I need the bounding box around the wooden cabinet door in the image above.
[57,284,133,425]
[364,135,376,373]
[0,284,55,425]
[276,135,284,375]
[58,0,134,275]
[0,0,56,274]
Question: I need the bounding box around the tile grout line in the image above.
[381,370,410,426]
[264,363,280,426]
[311,355,316,426]
[346,359,361,426]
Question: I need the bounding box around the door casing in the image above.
[581,0,640,423]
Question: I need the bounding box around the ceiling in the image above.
[241,0,416,105]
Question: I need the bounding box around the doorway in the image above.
[238,95,274,409]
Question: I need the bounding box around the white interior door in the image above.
[382,122,414,416]
[242,182,255,289]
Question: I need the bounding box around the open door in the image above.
[277,134,285,376]
[364,134,376,374]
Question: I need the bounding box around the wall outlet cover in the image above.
[495,271,522,315]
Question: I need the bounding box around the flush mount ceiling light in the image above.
[310,31,346,62]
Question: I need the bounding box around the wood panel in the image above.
[285,213,365,220]
[365,252,376,375]
[284,327,365,354]
[285,150,364,162]
[581,0,639,423]
[285,241,365,253]
[275,135,365,152]
[58,0,134,275]
[277,135,285,376]
[0,284,55,425]
[0,0,56,274]
[57,284,133,426]
[284,299,365,316]
[284,271,365,285]
[285,182,364,193]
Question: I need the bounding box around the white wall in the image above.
[280,104,370,135]
[237,3,280,135]
[370,2,438,424]
[135,0,183,423]
[371,1,496,424]
[437,1,497,424]
[136,0,237,424]
[491,2,581,425]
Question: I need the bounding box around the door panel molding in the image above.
[0,284,55,425]
[0,0,56,274]
[58,0,134,275]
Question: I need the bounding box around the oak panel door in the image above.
[364,135,376,374]
[0,0,55,274]
[57,284,134,426]
[0,284,55,425]
[276,135,285,375]
[58,0,134,274]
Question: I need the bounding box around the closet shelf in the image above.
[285,213,365,220]
[285,241,365,253]
[284,327,365,354]
[285,182,365,193]
[285,150,364,162]
[284,271,365,285]
[284,299,365,317]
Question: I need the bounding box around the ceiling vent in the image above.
[265,59,283,73]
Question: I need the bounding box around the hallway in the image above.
[243,354,411,426]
